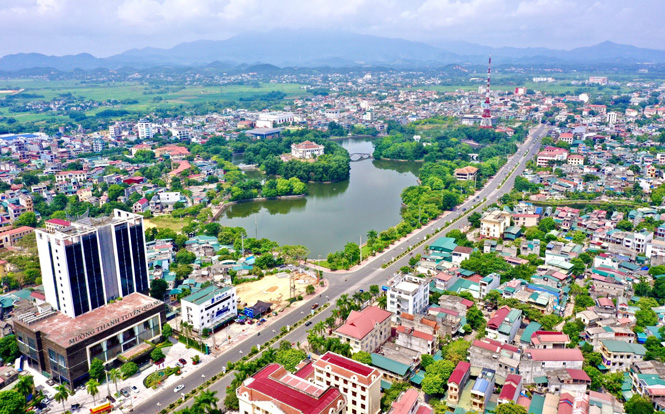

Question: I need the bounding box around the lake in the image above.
[219,139,421,258]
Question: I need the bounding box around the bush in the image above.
[120,362,138,379]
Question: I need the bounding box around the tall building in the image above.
[137,121,154,139]
[36,210,149,318]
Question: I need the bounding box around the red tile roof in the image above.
[335,306,392,340]
[566,368,590,382]
[525,348,583,362]
[317,352,375,378]
[45,219,71,226]
[487,307,510,329]
[448,361,470,385]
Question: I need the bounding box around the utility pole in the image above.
[359,236,362,263]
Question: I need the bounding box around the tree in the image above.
[151,348,165,363]
[468,212,482,228]
[421,374,445,395]
[425,360,455,382]
[108,368,121,396]
[14,212,37,228]
[53,384,72,413]
[624,394,655,414]
[616,220,634,231]
[305,284,315,295]
[636,309,659,328]
[14,375,33,399]
[421,354,435,369]
[89,358,105,382]
[175,249,196,265]
[107,184,125,202]
[352,351,373,365]
[0,335,20,364]
[150,278,169,299]
[538,217,556,233]
[120,362,138,379]
[0,390,26,414]
[496,402,528,414]
[162,323,173,338]
[467,306,485,330]
[86,378,100,405]
[193,389,220,413]
[274,348,307,372]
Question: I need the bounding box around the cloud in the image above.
[0,0,661,57]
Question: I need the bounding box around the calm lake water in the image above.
[220,139,421,258]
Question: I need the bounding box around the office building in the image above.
[36,210,149,318]
[181,285,237,333]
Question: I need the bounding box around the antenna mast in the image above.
[480,56,493,128]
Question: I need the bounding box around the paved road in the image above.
[131,124,548,413]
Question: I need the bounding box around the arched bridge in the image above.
[349,153,373,162]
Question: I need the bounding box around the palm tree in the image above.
[15,375,34,398]
[86,378,100,405]
[108,368,121,396]
[54,384,72,413]
[193,389,219,413]
[377,295,387,310]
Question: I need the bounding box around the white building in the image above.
[256,112,294,128]
[387,274,430,320]
[36,210,150,318]
[291,140,325,159]
[181,285,237,333]
[137,121,154,139]
[480,210,512,239]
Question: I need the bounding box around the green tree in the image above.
[274,348,307,372]
[421,374,445,396]
[496,402,528,414]
[14,212,37,228]
[162,323,173,338]
[53,384,72,414]
[306,284,315,295]
[538,217,556,233]
[0,390,26,414]
[107,184,125,202]
[151,348,165,362]
[616,220,634,231]
[175,249,196,264]
[425,360,455,382]
[468,212,482,228]
[14,375,33,399]
[86,378,100,405]
[89,358,105,382]
[0,335,20,364]
[467,306,485,330]
[624,394,656,414]
[636,309,659,328]
[108,368,121,396]
[150,278,169,299]
[120,362,138,379]
[352,351,373,365]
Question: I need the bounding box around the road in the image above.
[132,124,548,413]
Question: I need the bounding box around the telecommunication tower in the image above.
[480,56,493,128]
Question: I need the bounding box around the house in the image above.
[520,348,584,384]
[451,246,473,265]
[600,340,646,372]
[471,368,496,413]
[537,146,569,167]
[0,226,34,248]
[291,141,324,159]
[133,198,149,214]
[388,389,432,414]
[395,326,436,355]
[237,363,346,414]
[546,368,591,395]
[468,339,520,381]
[530,331,570,349]
[313,352,382,414]
[480,210,512,239]
[479,273,501,298]
[447,361,471,407]
[387,274,430,320]
[44,218,71,233]
[454,166,478,181]
[499,374,523,404]
[486,307,522,344]
[334,306,392,354]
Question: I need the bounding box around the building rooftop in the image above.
[182,285,232,306]
[525,348,584,362]
[317,352,377,378]
[602,339,647,355]
[15,293,162,348]
[335,306,392,340]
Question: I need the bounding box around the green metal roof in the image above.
[533,376,548,384]
[529,393,545,414]
[182,285,233,306]
[371,353,411,376]
[602,340,646,355]
[410,370,425,385]
[520,321,542,343]
[429,237,457,253]
[380,379,392,390]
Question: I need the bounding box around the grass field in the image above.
[144,215,192,232]
[0,80,311,124]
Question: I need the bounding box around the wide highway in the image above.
[132,123,548,413]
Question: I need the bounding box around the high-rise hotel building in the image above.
[36,209,149,318]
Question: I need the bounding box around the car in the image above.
[305,321,312,326]
[462,208,467,211]
[121,388,130,398]
[174,384,185,393]
[179,358,187,365]
[131,386,139,394]
[176,362,184,368]
[70,403,81,411]
[311,303,319,310]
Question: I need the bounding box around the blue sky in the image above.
[1,0,662,56]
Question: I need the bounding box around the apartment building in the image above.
[600,340,646,372]
[387,274,430,320]
[313,352,381,414]
[480,210,512,239]
[470,368,496,413]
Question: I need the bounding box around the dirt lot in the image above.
[235,272,317,309]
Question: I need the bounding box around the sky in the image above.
[1,0,663,57]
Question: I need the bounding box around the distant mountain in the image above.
[1,31,665,72]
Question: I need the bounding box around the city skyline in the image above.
[0,0,663,57]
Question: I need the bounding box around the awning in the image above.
[381,379,392,390]
[533,376,548,384]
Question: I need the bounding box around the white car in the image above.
[174,384,185,393]
[131,386,140,394]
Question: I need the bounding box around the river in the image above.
[219,139,421,258]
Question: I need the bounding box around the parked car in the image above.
[176,362,184,368]
[70,403,81,411]
[121,388,130,398]
[174,384,185,393]
[131,386,140,394]
[178,358,187,365]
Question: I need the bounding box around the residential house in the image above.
[470,368,496,413]
[520,348,584,384]
[486,307,522,344]
[498,374,523,404]
[334,306,392,354]
[480,210,512,239]
[447,361,471,407]
[600,340,646,372]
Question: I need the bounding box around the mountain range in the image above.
[1,30,664,72]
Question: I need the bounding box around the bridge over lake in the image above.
[349,153,373,162]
